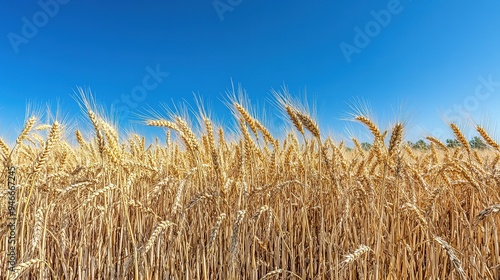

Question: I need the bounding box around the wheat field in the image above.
[1,92,500,279]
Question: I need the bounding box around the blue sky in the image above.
[1,0,500,144]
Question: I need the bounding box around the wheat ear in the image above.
[474,204,500,225]
[434,236,467,280]
[388,123,403,155]
[230,210,247,263]
[146,119,179,130]
[235,102,258,135]
[285,105,305,135]
[0,137,10,157]
[426,136,449,151]
[30,208,44,250]
[16,116,37,146]
[33,121,60,174]
[81,183,116,207]
[450,123,471,154]
[476,125,499,150]
[9,258,44,280]
[355,116,382,140]
[143,220,175,253]
[208,213,226,254]
[340,244,371,270]
[295,111,320,138]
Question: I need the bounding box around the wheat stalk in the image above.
[9,258,45,280]
[142,220,175,253]
[340,244,371,270]
[230,210,247,264]
[30,208,44,250]
[172,180,186,215]
[208,213,227,254]
[474,204,500,225]
[434,236,467,280]
[81,183,116,207]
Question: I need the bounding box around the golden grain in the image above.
[3,96,500,279]
[16,116,37,146]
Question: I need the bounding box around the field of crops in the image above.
[1,91,499,279]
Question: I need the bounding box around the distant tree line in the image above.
[358,136,488,151]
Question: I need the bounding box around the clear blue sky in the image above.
[1,0,500,144]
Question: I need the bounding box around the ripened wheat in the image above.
[2,92,499,279]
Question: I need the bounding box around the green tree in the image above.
[446,139,461,148]
[407,140,429,150]
[470,136,487,150]
[413,139,429,150]
[360,142,372,151]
